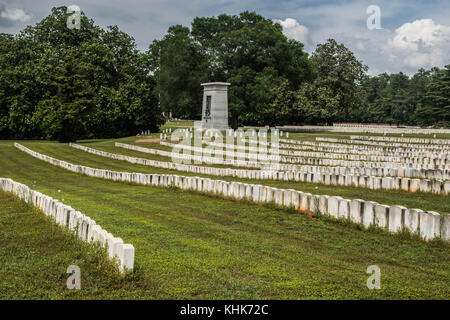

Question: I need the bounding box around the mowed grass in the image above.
[17,139,450,214]
[0,190,135,299]
[0,140,449,299]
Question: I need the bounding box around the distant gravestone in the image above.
[201,82,230,130]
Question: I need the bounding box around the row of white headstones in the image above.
[13,142,450,242]
[0,175,134,273]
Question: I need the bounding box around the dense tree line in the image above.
[151,12,449,128]
[358,67,450,126]
[149,12,315,128]
[1,8,448,142]
[0,7,163,142]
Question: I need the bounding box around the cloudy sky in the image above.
[1,0,449,76]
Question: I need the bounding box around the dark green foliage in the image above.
[414,65,450,126]
[354,66,449,127]
[360,71,421,125]
[304,39,368,124]
[1,7,448,136]
[264,39,369,125]
[149,16,449,127]
[149,11,314,128]
[0,7,163,142]
[148,25,208,120]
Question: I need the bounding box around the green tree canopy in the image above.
[148,11,314,128]
[1,8,448,136]
[415,65,450,126]
[192,11,314,128]
[148,25,207,120]
[295,39,368,124]
[0,6,163,141]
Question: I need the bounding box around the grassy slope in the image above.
[17,140,450,214]
[0,190,136,299]
[0,140,449,299]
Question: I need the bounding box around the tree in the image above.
[415,65,450,126]
[259,78,297,126]
[146,11,314,128]
[190,11,314,128]
[0,6,163,141]
[33,53,95,142]
[296,82,340,124]
[148,25,207,120]
[359,68,438,126]
[300,39,368,124]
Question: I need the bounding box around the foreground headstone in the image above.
[389,206,405,233]
[375,204,390,229]
[116,243,135,272]
[318,195,329,215]
[404,208,421,234]
[309,195,320,213]
[444,181,450,195]
[327,196,342,218]
[274,189,283,206]
[252,185,261,203]
[419,180,431,193]
[362,201,377,228]
[381,177,392,190]
[291,191,300,211]
[266,188,275,203]
[401,178,410,191]
[338,199,350,219]
[107,237,123,259]
[441,215,450,241]
[419,211,440,240]
[283,189,293,207]
[350,199,364,224]
[300,193,312,212]
[408,178,419,192]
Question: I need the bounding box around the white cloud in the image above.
[383,19,450,69]
[324,18,450,76]
[0,0,449,75]
[273,18,308,43]
[0,8,31,23]
[273,18,312,50]
[391,19,449,48]
[329,28,393,74]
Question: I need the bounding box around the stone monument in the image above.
[201,82,230,130]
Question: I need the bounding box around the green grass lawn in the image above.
[162,121,194,129]
[0,139,449,299]
[0,190,134,299]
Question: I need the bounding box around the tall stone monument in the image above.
[201,82,230,130]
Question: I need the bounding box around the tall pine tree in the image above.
[416,65,450,126]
